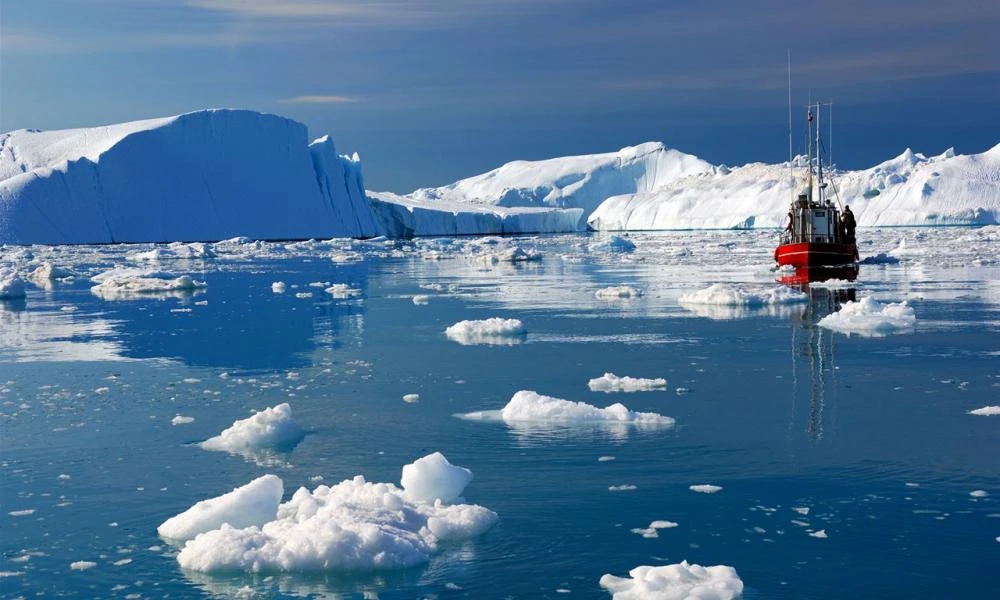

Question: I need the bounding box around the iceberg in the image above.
[588,145,1000,231]
[0,109,379,244]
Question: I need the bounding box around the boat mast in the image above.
[816,103,823,204]
[787,51,793,204]
[807,103,813,202]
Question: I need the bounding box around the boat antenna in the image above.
[787,50,793,203]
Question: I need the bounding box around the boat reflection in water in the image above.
[779,265,858,440]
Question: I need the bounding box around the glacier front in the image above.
[0,109,379,244]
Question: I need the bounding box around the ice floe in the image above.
[157,475,284,541]
[600,561,743,600]
[459,390,674,427]
[690,484,723,494]
[631,520,678,538]
[445,317,527,345]
[0,269,26,299]
[817,297,916,336]
[587,373,667,393]
[200,403,305,463]
[164,453,497,573]
[595,286,643,299]
[969,406,1000,416]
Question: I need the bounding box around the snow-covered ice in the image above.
[91,274,206,300]
[817,297,916,336]
[690,484,723,494]
[595,286,643,299]
[679,283,807,307]
[201,403,304,457]
[969,406,1000,416]
[445,317,526,345]
[600,561,743,600]
[165,453,497,572]
[459,390,674,427]
[157,475,284,541]
[0,270,26,299]
[588,373,667,393]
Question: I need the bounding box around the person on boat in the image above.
[842,205,856,243]
[785,211,794,233]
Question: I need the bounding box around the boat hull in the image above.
[774,242,858,267]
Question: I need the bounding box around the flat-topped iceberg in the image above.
[0,109,379,244]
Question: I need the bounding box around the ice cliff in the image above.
[0,109,379,244]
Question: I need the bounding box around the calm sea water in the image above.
[2,229,998,599]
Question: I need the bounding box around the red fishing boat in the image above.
[775,103,858,267]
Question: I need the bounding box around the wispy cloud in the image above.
[280,95,358,104]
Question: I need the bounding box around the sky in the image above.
[2,0,998,192]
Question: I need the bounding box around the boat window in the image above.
[814,211,826,217]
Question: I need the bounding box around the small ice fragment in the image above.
[403,394,420,403]
[690,484,722,494]
[70,561,97,571]
[809,530,828,538]
[171,415,195,425]
[970,490,990,498]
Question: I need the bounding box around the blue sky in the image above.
[2,0,998,192]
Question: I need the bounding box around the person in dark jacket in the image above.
[842,205,857,242]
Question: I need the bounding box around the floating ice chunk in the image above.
[171,415,195,425]
[0,270,26,299]
[8,509,35,517]
[400,452,473,504]
[970,490,990,498]
[793,507,810,515]
[412,294,430,305]
[679,283,807,306]
[473,246,543,265]
[490,390,674,426]
[403,393,420,403]
[598,456,616,462]
[588,373,666,393]
[860,252,900,265]
[607,236,636,252]
[600,560,743,600]
[201,403,304,456]
[818,297,915,337]
[271,281,286,294]
[609,485,638,492]
[631,520,679,538]
[325,283,362,299]
[445,317,526,345]
[970,406,1000,416]
[808,278,855,289]
[172,454,497,573]
[595,286,643,299]
[29,262,75,282]
[809,529,828,538]
[91,273,206,300]
[690,484,723,494]
[69,561,97,571]
[158,475,282,541]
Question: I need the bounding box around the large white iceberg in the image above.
[588,145,1000,231]
[0,109,379,244]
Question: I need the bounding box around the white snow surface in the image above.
[0,109,378,244]
[169,454,497,572]
[445,317,526,345]
[157,475,284,541]
[600,560,744,600]
[817,297,916,336]
[588,373,667,393]
[201,403,304,454]
[588,145,1000,231]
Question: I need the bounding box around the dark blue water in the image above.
[2,230,998,599]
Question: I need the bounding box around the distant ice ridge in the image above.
[161,453,497,572]
[818,297,916,336]
[600,561,743,600]
[587,144,1000,231]
[588,373,667,393]
[445,317,527,345]
[0,109,379,244]
[375,142,712,231]
[459,390,675,427]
